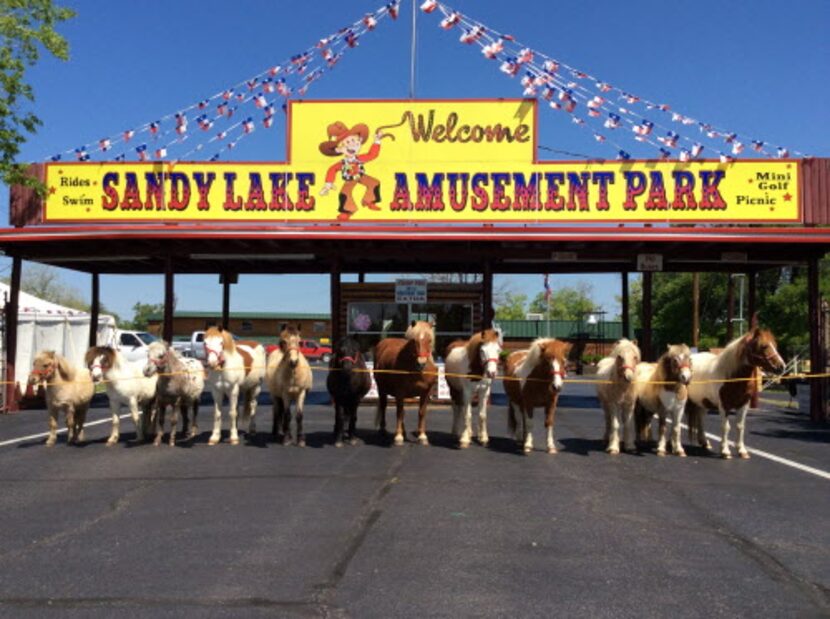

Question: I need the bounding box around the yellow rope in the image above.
[17,365,828,389]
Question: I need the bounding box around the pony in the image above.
[596,339,642,455]
[686,320,784,459]
[203,326,266,445]
[633,344,693,457]
[267,324,313,446]
[444,328,503,448]
[28,351,94,446]
[373,320,437,446]
[85,346,157,445]
[326,337,371,446]
[143,340,205,446]
[502,338,571,454]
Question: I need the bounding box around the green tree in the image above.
[126,301,164,330]
[494,291,527,321]
[528,282,595,320]
[0,0,75,191]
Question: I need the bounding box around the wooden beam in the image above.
[4,256,22,412]
[726,273,735,341]
[89,272,100,348]
[642,271,653,361]
[621,272,630,340]
[163,257,174,343]
[692,273,700,349]
[808,257,828,423]
[330,260,342,345]
[747,271,757,323]
[482,260,493,329]
[222,277,231,330]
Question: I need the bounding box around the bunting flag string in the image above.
[47,1,401,164]
[424,1,806,162]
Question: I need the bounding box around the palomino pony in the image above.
[28,351,94,446]
[686,321,784,459]
[143,340,205,446]
[596,339,642,455]
[373,320,437,446]
[267,325,313,446]
[326,337,371,446]
[634,344,693,456]
[203,327,266,445]
[445,328,502,448]
[503,338,570,454]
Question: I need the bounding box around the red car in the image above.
[265,338,332,363]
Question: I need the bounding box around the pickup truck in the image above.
[264,338,332,363]
[116,330,159,364]
[171,331,207,360]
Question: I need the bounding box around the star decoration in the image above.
[783,193,792,201]
[48,186,57,195]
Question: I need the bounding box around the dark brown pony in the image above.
[503,338,571,454]
[373,320,437,445]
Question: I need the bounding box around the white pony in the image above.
[85,346,158,445]
[686,323,784,459]
[444,328,502,448]
[596,339,642,454]
[203,326,265,445]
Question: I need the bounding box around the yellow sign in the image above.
[44,99,801,223]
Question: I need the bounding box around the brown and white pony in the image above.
[266,324,313,446]
[686,321,784,459]
[596,339,642,455]
[502,338,571,454]
[634,344,693,456]
[28,351,94,446]
[445,328,502,448]
[203,327,266,445]
[143,340,205,446]
[373,320,437,446]
[86,346,157,445]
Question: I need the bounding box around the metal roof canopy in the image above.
[0,224,828,275]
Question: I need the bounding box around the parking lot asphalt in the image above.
[0,374,827,618]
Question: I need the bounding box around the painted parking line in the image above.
[0,414,131,448]
[680,424,830,481]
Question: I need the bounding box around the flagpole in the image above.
[410,0,417,99]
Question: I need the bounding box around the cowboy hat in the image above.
[319,121,369,157]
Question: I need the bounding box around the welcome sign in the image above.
[43,99,801,223]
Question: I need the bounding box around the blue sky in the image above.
[1,0,828,321]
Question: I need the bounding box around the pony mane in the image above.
[84,346,118,369]
[405,320,434,342]
[516,338,555,381]
[657,343,691,380]
[205,326,236,353]
[716,328,775,376]
[610,338,641,360]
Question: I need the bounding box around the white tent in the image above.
[0,282,117,389]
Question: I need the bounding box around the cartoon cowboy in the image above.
[319,121,384,221]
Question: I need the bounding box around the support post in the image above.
[89,272,100,348]
[4,256,22,412]
[691,272,700,349]
[330,260,342,345]
[163,257,174,343]
[808,257,828,423]
[482,260,493,329]
[747,271,757,324]
[222,276,231,330]
[621,272,630,340]
[642,271,653,361]
[726,273,735,342]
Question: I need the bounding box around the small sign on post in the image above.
[395,278,427,303]
[637,253,664,272]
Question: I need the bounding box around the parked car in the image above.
[265,338,332,363]
[116,329,159,364]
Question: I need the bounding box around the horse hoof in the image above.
[230,437,240,446]
[349,437,359,446]
[479,439,489,447]
[393,434,404,446]
[297,439,306,448]
[153,438,162,447]
[523,445,533,454]
[106,438,118,447]
[547,447,557,455]
[676,450,687,458]
[282,436,292,446]
[45,440,56,448]
[739,451,750,460]
[418,436,429,446]
[458,441,470,449]
[656,450,666,457]
[208,437,220,446]
[606,448,620,456]
[335,440,344,448]
[720,452,732,460]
